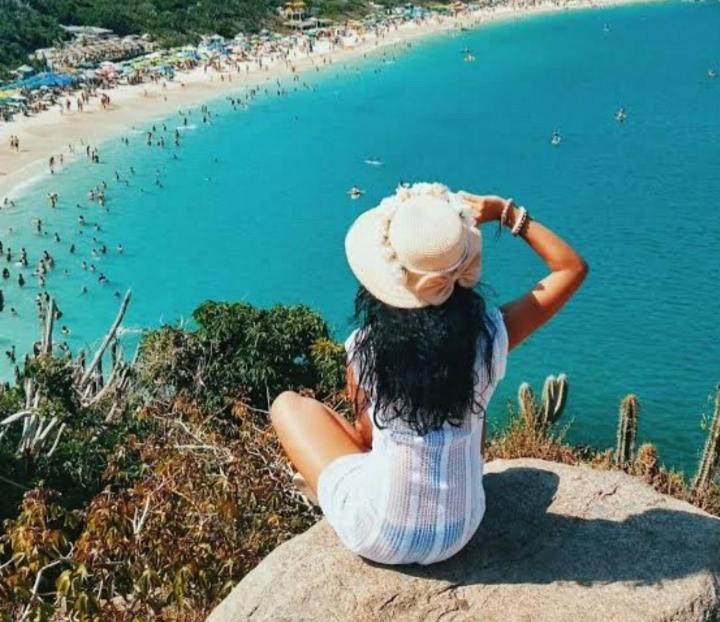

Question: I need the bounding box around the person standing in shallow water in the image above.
[271,183,589,565]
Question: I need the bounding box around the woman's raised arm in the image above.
[462,194,589,351]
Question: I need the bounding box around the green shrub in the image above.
[138,302,346,410]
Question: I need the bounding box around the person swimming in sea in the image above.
[17,273,25,287]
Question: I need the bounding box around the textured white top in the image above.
[317,308,508,565]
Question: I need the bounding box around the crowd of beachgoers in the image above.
[0,0,628,125]
[0,4,453,122]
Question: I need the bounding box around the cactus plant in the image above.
[616,394,640,469]
[692,386,720,499]
[517,374,569,436]
[517,382,537,429]
[538,374,569,431]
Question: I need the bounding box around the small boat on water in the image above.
[461,47,472,54]
[603,23,611,32]
[708,68,717,79]
[464,54,476,63]
[550,130,562,146]
[364,157,382,166]
[615,107,627,123]
[348,186,364,200]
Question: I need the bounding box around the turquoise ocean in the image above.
[1,1,718,472]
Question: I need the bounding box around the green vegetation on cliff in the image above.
[0,1,64,78]
[0,297,717,621]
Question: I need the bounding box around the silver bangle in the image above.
[511,207,528,236]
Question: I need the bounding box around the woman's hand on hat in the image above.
[458,192,506,226]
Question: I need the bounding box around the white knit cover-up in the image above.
[317,308,508,566]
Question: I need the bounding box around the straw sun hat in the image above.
[345,182,481,309]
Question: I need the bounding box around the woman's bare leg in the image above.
[270,391,366,494]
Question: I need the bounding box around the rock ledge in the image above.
[208,458,720,622]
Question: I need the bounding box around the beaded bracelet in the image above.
[511,207,529,236]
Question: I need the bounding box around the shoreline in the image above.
[0,0,661,201]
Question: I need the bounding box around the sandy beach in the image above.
[0,0,655,201]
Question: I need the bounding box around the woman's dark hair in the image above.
[351,285,496,435]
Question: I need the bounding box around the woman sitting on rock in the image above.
[271,182,588,565]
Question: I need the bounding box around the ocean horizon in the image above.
[1,0,718,474]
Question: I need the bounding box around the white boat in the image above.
[615,107,627,123]
[364,157,382,166]
[550,131,562,146]
[348,186,364,200]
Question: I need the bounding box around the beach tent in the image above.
[8,72,77,90]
